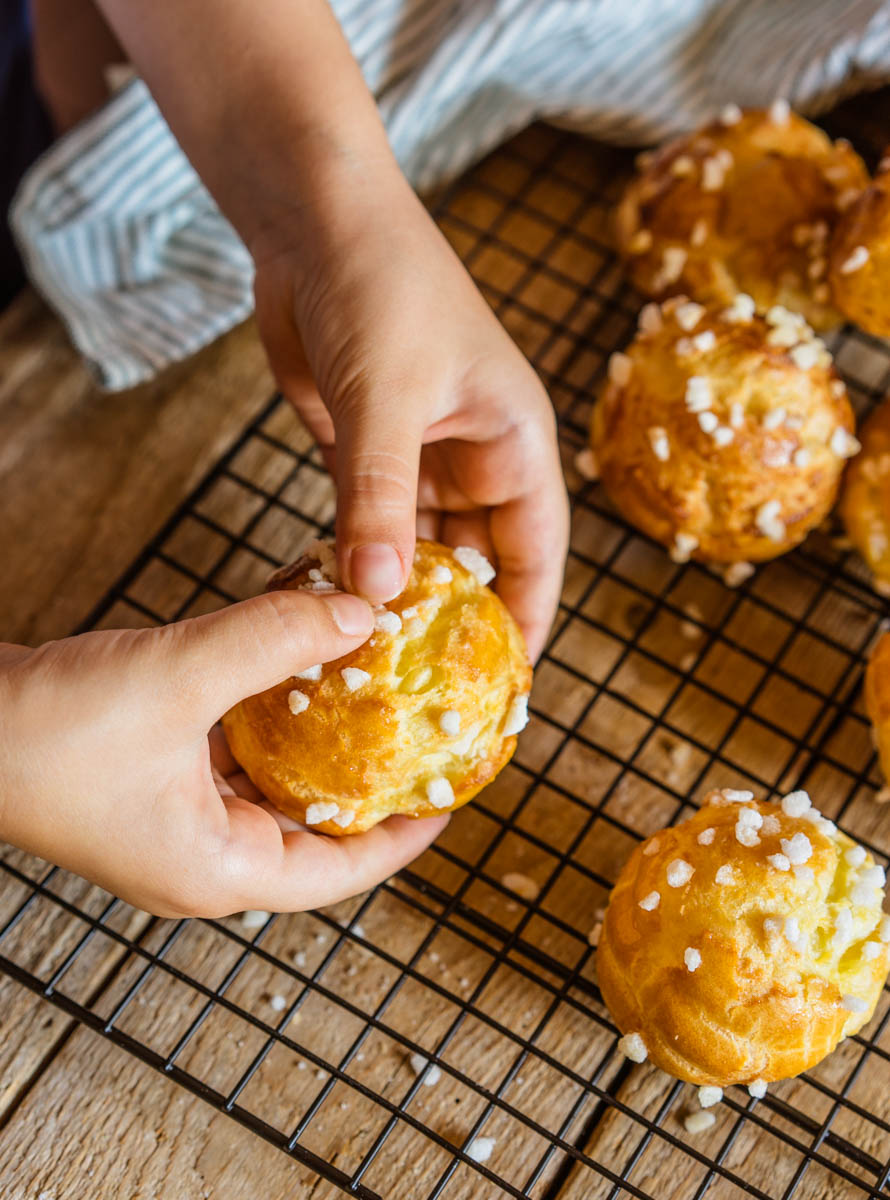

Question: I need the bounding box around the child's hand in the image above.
[0,591,446,917]
[88,0,569,660]
[252,171,569,662]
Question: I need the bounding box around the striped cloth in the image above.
[11,0,890,391]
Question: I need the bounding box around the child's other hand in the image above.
[252,170,569,662]
[0,591,446,917]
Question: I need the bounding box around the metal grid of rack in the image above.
[3,123,890,1199]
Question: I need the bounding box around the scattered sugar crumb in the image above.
[781,790,811,818]
[608,351,633,386]
[698,1085,723,1108]
[839,245,870,274]
[574,447,599,480]
[374,609,402,635]
[426,777,455,809]
[720,103,742,126]
[618,1032,648,1063]
[341,666,371,692]
[295,663,322,681]
[722,788,754,803]
[241,910,270,930]
[666,859,694,887]
[841,994,868,1013]
[467,1136,496,1163]
[684,947,702,972]
[723,561,754,587]
[684,1110,716,1134]
[306,801,340,825]
[287,689,310,715]
[430,564,453,584]
[440,709,461,736]
[502,872,540,901]
[409,1053,442,1086]
[670,532,699,563]
[845,845,867,868]
[269,994,287,1012]
[503,693,530,736]
[454,546,496,585]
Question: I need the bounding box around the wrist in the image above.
[244,138,417,271]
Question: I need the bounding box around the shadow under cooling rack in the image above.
[4,123,890,1199]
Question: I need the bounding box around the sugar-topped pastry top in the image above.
[590,295,857,573]
[598,788,889,1086]
[616,105,867,331]
[221,539,531,835]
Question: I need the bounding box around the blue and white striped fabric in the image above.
[11,0,890,391]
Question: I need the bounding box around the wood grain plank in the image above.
[0,296,274,645]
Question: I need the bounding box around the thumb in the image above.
[333,397,424,603]
[152,589,373,729]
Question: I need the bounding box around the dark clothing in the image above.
[1,0,53,307]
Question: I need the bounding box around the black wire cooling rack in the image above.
[4,123,890,1199]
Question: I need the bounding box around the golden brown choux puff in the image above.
[590,295,858,582]
[829,160,890,336]
[865,632,890,791]
[598,788,890,1090]
[616,103,868,331]
[840,397,890,595]
[221,539,532,835]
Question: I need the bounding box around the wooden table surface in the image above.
[3,90,890,1200]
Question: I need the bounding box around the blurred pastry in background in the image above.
[840,395,890,594]
[829,161,890,337]
[615,105,868,331]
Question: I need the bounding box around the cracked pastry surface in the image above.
[598,789,890,1087]
[829,163,890,337]
[221,539,532,835]
[615,104,868,331]
[589,295,857,569]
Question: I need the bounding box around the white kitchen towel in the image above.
[11,0,890,390]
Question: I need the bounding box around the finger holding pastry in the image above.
[222,539,532,835]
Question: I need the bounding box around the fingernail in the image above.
[349,544,404,602]
[323,592,374,635]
